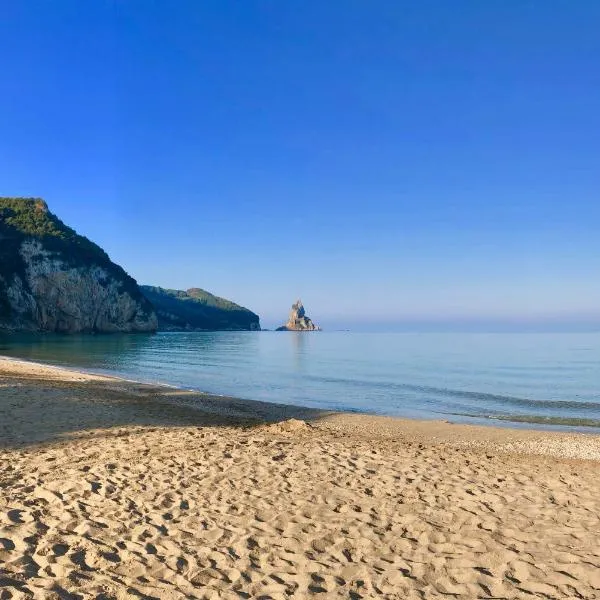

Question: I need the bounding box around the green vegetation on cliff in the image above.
[0,197,156,331]
[141,286,261,331]
[0,198,136,292]
[0,198,257,333]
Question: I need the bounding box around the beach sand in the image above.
[1,357,599,599]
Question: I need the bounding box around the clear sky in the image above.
[1,1,599,329]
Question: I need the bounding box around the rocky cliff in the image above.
[276,300,321,331]
[141,286,260,331]
[0,198,157,333]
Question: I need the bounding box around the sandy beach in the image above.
[1,357,599,599]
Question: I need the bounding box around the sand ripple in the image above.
[1,422,599,599]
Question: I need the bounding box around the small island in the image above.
[276,299,321,331]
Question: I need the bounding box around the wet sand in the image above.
[1,357,599,599]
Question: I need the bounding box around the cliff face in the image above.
[141,286,261,331]
[0,198,157,333]
[276,300,321,331]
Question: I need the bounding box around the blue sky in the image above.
[1,1,599,329]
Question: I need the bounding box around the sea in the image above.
[1,331,599,432]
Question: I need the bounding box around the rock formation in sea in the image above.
[276,299,321,331]
[140,286,261,331]
[0,197,157,333]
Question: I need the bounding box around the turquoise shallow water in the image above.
[1,331,599,431]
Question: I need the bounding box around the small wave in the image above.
[312,374,600,410]
[488,415,600,427]
[450,412,600,428]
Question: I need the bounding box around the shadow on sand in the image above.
[0,370,335,450]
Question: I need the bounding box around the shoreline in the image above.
[2,353,600,437]
[1,355,599,461]
[2,355,600,598]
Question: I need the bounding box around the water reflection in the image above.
[0,332,156,370]
[291,332,307,370]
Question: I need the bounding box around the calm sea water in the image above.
[1,331,599,431]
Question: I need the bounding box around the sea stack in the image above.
[276,299,321,331]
